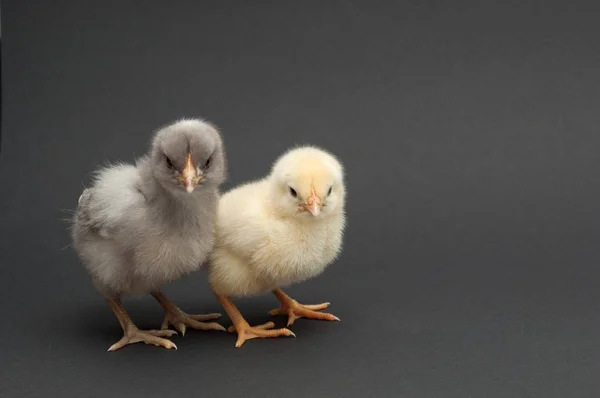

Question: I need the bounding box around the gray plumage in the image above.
[71,118,228,351]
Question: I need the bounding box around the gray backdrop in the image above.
[2,1,600,397]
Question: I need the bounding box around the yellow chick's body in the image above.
[208,146,346,347]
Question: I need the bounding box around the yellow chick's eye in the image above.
[289,187,297,198]
[327,186,333,196]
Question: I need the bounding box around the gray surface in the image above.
[2,1,600,397]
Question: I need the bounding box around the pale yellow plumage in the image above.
[207,146,346,347]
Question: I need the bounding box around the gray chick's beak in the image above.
[178,153,203,193]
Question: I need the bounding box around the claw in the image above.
[214,323,227,332]
[107,343,121,352]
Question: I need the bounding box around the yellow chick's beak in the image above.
[303,192,322,217]
[178,153,203,193]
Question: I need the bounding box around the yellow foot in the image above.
[161,310,226,336]
[228,321,295,348]
[269,299,340,326]
[107,328,178,352]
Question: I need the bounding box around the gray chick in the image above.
[71,118,227,351]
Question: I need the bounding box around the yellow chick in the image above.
[208,146,346,347]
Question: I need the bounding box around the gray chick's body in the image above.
[71,119,227,351]
[73,159,216,296]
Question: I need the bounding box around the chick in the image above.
[208,146,346,347]
[71,119,228,351]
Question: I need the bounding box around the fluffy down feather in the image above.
[208,146,346,347]
[71,118,228,351]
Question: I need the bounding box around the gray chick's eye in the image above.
[204,155,212,169]
[327,186,333,196]
[165,156,174,169]
[289,187,297,198]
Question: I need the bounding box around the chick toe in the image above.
[107,329,178,352]
[234,325,296,348]
[227,321,275,333]
[152,291,226,334]
[271,289,340,326]
[161,311,226,333]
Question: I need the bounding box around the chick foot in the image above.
[215,294,295,348]
[108,328,178,352]
[151,291,226,336]
[270,288,340,326]
[105,297,178,352]
[160,310,225,336]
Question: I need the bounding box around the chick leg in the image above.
[151,291,226,336]
[105,297,178,352]
[215,294,295,348]
[269,288,340,326]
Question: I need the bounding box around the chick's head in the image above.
[269,146,345,220]
[150,118,227,194]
